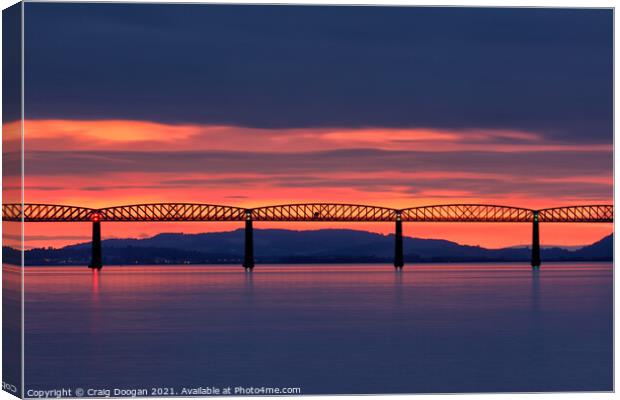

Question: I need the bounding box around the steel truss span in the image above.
[538,205,613,223]
[252,203,396,222]
[401,204,533,222]
[3,203,95,222]
[98,203,247,222]
[1,202,614,223]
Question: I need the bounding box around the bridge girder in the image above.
[98,203,246,222]
[401,204,533,222]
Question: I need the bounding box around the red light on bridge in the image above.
[90,212,102,223]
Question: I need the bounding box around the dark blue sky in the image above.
[25,4,612,142]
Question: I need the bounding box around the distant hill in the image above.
[571,234,613,259]
[4,229,613,266]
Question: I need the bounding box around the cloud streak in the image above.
[15,120,613,153]
[22,148,612,179]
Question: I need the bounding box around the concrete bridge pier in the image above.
[243,211,255,270]
[531,211,541,269]
[89,218,103,270]
[394,213,404,269]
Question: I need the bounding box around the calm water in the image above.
[21,263,612,394]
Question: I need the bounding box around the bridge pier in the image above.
[531,211,541,269]
[89,220,103,269]
[243,211,255,270]
[394,213,404,269]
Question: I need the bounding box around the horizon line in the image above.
[10,226,612,252]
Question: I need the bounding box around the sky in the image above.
[7,4,613,249]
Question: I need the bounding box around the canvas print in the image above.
[2,2,614,397]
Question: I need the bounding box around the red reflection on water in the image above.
[92,268,100,296]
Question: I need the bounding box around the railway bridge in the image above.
[2,203,613,270]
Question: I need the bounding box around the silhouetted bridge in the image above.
[3,203,613,270]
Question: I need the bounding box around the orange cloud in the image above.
[21,119,612,153]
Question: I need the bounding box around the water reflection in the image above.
[24,263,612,394]
[244,267,254,289]
[91,268,101,297]
[3,264,22,395]
[531,268,541,323]
[393,268,403,306]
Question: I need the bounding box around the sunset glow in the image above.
[9,118,612,249]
